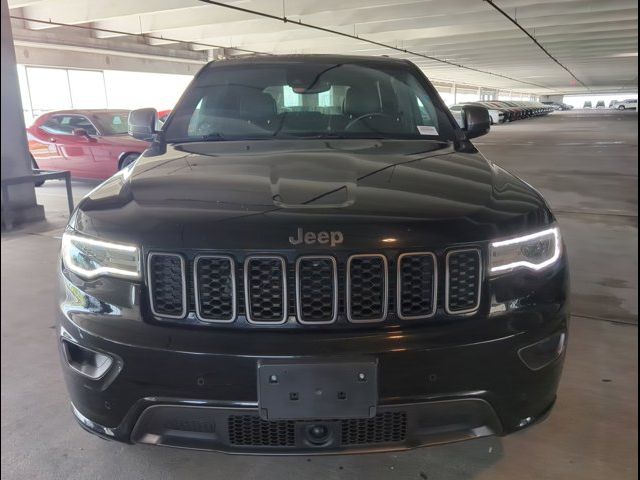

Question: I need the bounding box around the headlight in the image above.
[61,232,140,280]
[489,226,561,276]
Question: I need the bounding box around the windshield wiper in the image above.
[165,133,227,143]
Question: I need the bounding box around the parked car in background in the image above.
[541,101,562,111]
[611,99,638,110]
[28,110,149,181]
[583,101,592,108]
[451,103,505,125]
[158,109,172,125]
[463,102,507,125]
[595,101,606,109]
[609,100,618,108]
[541,101,572,111]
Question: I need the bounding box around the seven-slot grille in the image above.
[296,256,338,324]
[347,254,388,323]
[147,249,482,323]
[147,253,186,318]
[194,255,235,322]
[397,253,437,320]
[446,249,482,314]
[244,256,287,324]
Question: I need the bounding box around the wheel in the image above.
[119,153,140,170]
[31,154,45,187]
[618,105,625,110]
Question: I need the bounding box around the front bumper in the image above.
[58,253,569,454]
[58,314,567,454]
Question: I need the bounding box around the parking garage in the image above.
[1,1,637,479]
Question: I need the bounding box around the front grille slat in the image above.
[397,253,437,320]
[347,254,388,323]
[147,253,186,318]
[194,255,236,322]
[244,256,287,324]
[296,256,337,324]
[446,249,482,314]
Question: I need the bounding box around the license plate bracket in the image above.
[257,360,378,420]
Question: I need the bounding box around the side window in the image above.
[187,98,204,137]
[416,97,435,125]
[41,116,73,135]
[66,115,99,135]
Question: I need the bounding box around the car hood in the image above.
[73,139,552,249]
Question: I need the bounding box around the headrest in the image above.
[344,86,382,117]
[204,87,276,119]
[242,92,276,118]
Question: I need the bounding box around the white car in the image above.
[611,99,638,110]
[449,103,504,125]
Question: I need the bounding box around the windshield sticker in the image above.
[417,125,439,135]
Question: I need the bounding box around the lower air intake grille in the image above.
[228,415,295,447]
[347,255,388,322]
[194,256,235,322]
[446,249,482,314]
[341,412,408,445]
[245,256,286,323]
[148,253,185,318]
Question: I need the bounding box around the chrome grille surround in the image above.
[295,255,339,325]
[244,255,288,325]
[146,249,483,325]
[193,254,236,323]
[396,252,438,320]
[346,254,389,323]
[445,248,482,315]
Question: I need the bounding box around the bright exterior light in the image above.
[61,233,140,280]
[490,227,561,275]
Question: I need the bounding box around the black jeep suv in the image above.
[58,55,568,454]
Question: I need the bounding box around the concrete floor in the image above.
[1,109,637,479]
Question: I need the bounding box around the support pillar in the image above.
[1,0,44,228]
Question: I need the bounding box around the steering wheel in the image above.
[345,112,395,131]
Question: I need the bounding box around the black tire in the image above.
[618,105,625,110]
[31,154,45,187]
[119,153,140,170]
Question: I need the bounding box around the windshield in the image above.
[89,112,130,135]
[164,61,454,142]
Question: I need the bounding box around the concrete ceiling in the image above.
[8,0,639,95]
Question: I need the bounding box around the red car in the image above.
[28,109,149,180]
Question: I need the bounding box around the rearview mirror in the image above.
[128,108,158,141]
[461,105,490,139]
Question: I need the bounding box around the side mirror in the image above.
[128,108,158,141]
[461,105,490,139]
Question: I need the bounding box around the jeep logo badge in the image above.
[289,228,343,247]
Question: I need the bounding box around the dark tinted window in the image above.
[41,115,97,135]
[165,61,454,142]
[88,112,130,135]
